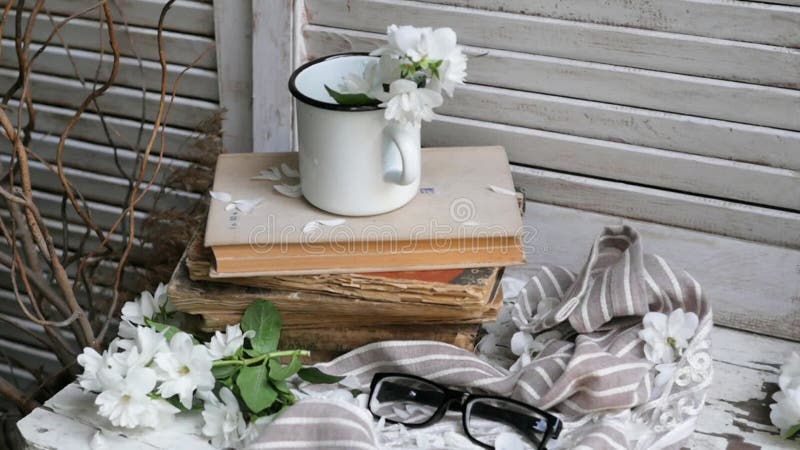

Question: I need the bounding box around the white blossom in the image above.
[201,387,248,448]
[77,340,126,392]
[115,325,169,368]
[339,61,380,95]
[431,48,467,97]
[155,332,215,409]
[638,309,698,364]
[95,366,178,428]
[372,25,429,62]
[77,348,111,392]
[420,27,457,61]
[377,79,442,126]
[508,331,548,372]
[779,352,800,392]
[771,352,800,438]
[121,283,172,326]
[207,324,255,360]
[771,388,800,439]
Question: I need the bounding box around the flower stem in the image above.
[212,349,310,367]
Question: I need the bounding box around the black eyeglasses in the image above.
[368,373,562,449]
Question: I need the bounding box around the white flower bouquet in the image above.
[77,285,342,448]
[326,24,468,126]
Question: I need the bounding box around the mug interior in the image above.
[291,54,378,107]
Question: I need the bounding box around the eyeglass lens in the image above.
[465,397,546,449]
[369,376,446,425]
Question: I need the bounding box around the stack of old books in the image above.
[167,146,525,361]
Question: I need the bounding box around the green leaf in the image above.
[324,85,380,107]
[241,300,281,354]
[212,365,238,379]
[429,59,443,79]
[271,378,292,395]
[236,364,277,413]
[297,367,346,384]
[268,356,302,381]
[144,319,181,341]
[783,424,800,439]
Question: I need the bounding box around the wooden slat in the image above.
[0,40,219,101]
[213,0,253,152]
[252,0,293,151]
[4,12,216,69]
[425,115,800,211]
[515,201,800,341]
[7,101,206,163]
[0,69,219,130]
[0,212,150,266]
[24,190,147,232]
[0,155,201,213]
[0,338,60,374]
[307,0,800,88]
[0,256,148,299]
[756,0,800,6]
[439,83,800,173]
[508,165,800,249]
[304,26,800,133]
[422,0,800,48]
[0,132,192,182]
[30,0,216,36]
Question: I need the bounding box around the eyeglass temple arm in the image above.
[377,381,547,437]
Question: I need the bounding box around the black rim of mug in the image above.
[288,51,382,112]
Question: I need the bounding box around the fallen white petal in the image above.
[281,163,300,178]
[252,167,282,181]
[303,218,346,233]
[488,185,517,196]
[317,218,346,227]
[209,190,232,202]
[90,431,110,450]
[274,183,303,198]
[232,198,263,214]
[302,221,321,234]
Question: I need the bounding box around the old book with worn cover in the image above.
[186,231,501,307]
[204,146,525,276]
[169,250,504,329]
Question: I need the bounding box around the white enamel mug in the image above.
[289,53,421,216]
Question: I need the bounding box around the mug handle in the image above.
[385,124,420,186]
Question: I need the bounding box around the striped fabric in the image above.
[248,225,713,449]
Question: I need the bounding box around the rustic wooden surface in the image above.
[16,327,798,449]
[424,0,800,47]
[304,25,800,134]
[307,0,800,88]
[426,111,800,210]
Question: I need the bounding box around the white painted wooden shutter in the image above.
[299,0,800,340]
[0,0,218,385]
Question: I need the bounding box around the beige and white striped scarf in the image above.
[248,225,713,450]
